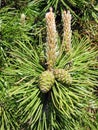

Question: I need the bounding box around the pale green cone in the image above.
[54,69,72,84]
[39,70,55,93]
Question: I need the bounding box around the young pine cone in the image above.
[54,69,72,84]
[39,70,55,93]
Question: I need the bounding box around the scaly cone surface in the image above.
[54,69,72,84]
[39,70,55,93]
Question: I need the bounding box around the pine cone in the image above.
[54,69,72,84]
[39,70,55,93]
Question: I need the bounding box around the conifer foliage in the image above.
[0,7,98,130]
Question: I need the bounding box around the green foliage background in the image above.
[0,0,98,130]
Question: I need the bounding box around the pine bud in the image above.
[62,10,72,52]
[45,7,58,70]
[20,13,26,24]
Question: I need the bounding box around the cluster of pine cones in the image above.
[39,69,72,93]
